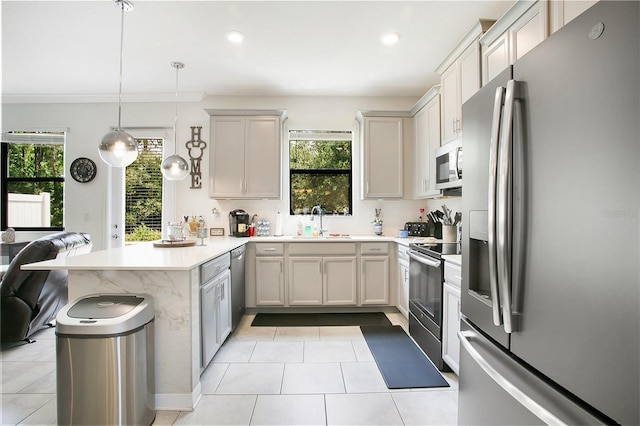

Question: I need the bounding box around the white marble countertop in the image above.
[22,235,427,271]
[23,238,248,271]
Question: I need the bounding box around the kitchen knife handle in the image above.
[497,80,517,334]
[488,86,505,327]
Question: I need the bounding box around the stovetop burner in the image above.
[409,242,461,259]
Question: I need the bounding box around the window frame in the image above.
[288,130,353,216]
[124,137,164,241]
[1,135,65,232]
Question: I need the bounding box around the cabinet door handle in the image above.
[263,248,276,252]
[452,119,456,134]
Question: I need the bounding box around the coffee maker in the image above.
[229,209,250,237]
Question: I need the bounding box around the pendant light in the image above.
[160,61,189,180]
[98,0,138,168]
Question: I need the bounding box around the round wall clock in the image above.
[70,157,97,183]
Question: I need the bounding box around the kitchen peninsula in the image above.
[23,235,401,411]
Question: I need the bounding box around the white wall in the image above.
[2,94,462,250]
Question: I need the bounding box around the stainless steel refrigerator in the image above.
[459,1,639,424]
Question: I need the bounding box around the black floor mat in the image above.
[361,325,450,389]
[251,312,392,327]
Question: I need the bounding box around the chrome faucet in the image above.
[311,205,325,236]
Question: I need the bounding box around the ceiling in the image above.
[1,1,514,103]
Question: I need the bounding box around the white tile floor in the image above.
[0,312,458,425]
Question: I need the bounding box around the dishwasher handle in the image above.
[408,250,441,268]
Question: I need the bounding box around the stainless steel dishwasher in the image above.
[230,245,246,332]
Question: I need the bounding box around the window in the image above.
[125,138,163,242]
[289,130,352,215]
[1,131,65,230]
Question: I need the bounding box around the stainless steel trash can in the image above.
[56,294,155,426]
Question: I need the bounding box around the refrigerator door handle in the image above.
[497,79,517,334]
[488,86,505,326]
[458,329,565,425]
[511,96,525,322]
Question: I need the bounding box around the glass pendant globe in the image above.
[161,154,189,180]
[98,129,138,167]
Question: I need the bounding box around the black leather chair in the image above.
[1,231,92,344]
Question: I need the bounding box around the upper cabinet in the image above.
[414,87,442,199]
[436,20,495,145]
[480,0,549,86]
[357,113,406,199]
[548,0,597,34]
[207,110,286,199]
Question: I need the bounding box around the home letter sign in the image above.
[186,126,207,189]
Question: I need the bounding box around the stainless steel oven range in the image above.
[408,242,460,371]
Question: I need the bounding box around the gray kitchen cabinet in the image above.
[414,87,442,199]
[255,243,285,306]
[436,20,494,145]
[288,243,358,306]
[288,257,323,305]
[480,0,548,85]
[358,114,404,199]
[323,257,358,305]
[360,243,389,305]
[208,111,285,199]
[200,254,231,368]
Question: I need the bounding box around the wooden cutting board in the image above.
[153,240,196,248]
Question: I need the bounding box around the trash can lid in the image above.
[67,294,143,319]
[56,293,154,336]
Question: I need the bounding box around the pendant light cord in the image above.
[174,64,179,154]
[171,62,184,155]
[117,2,126,130]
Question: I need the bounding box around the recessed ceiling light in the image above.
[226,30,245,44]
[381,32,400,46]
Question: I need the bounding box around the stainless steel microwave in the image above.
[435,140,462,190]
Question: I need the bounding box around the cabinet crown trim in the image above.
[435,19,495,74]
[410,85,441,116]
[356,110,413,122]
[206,109,288,121]
[479,0,539,46]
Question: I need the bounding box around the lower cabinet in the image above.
[200,268,231,368]
[248,241,391,308]
[397,246,410,318]
[255,243,285,306]
[442,260,462,375]
[323,257,358,305]
[256,257,285,305]
[360,243,390,305]
[288,257,323,305]
[288,257,358,306]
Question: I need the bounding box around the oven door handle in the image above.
[408,250,441,268]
